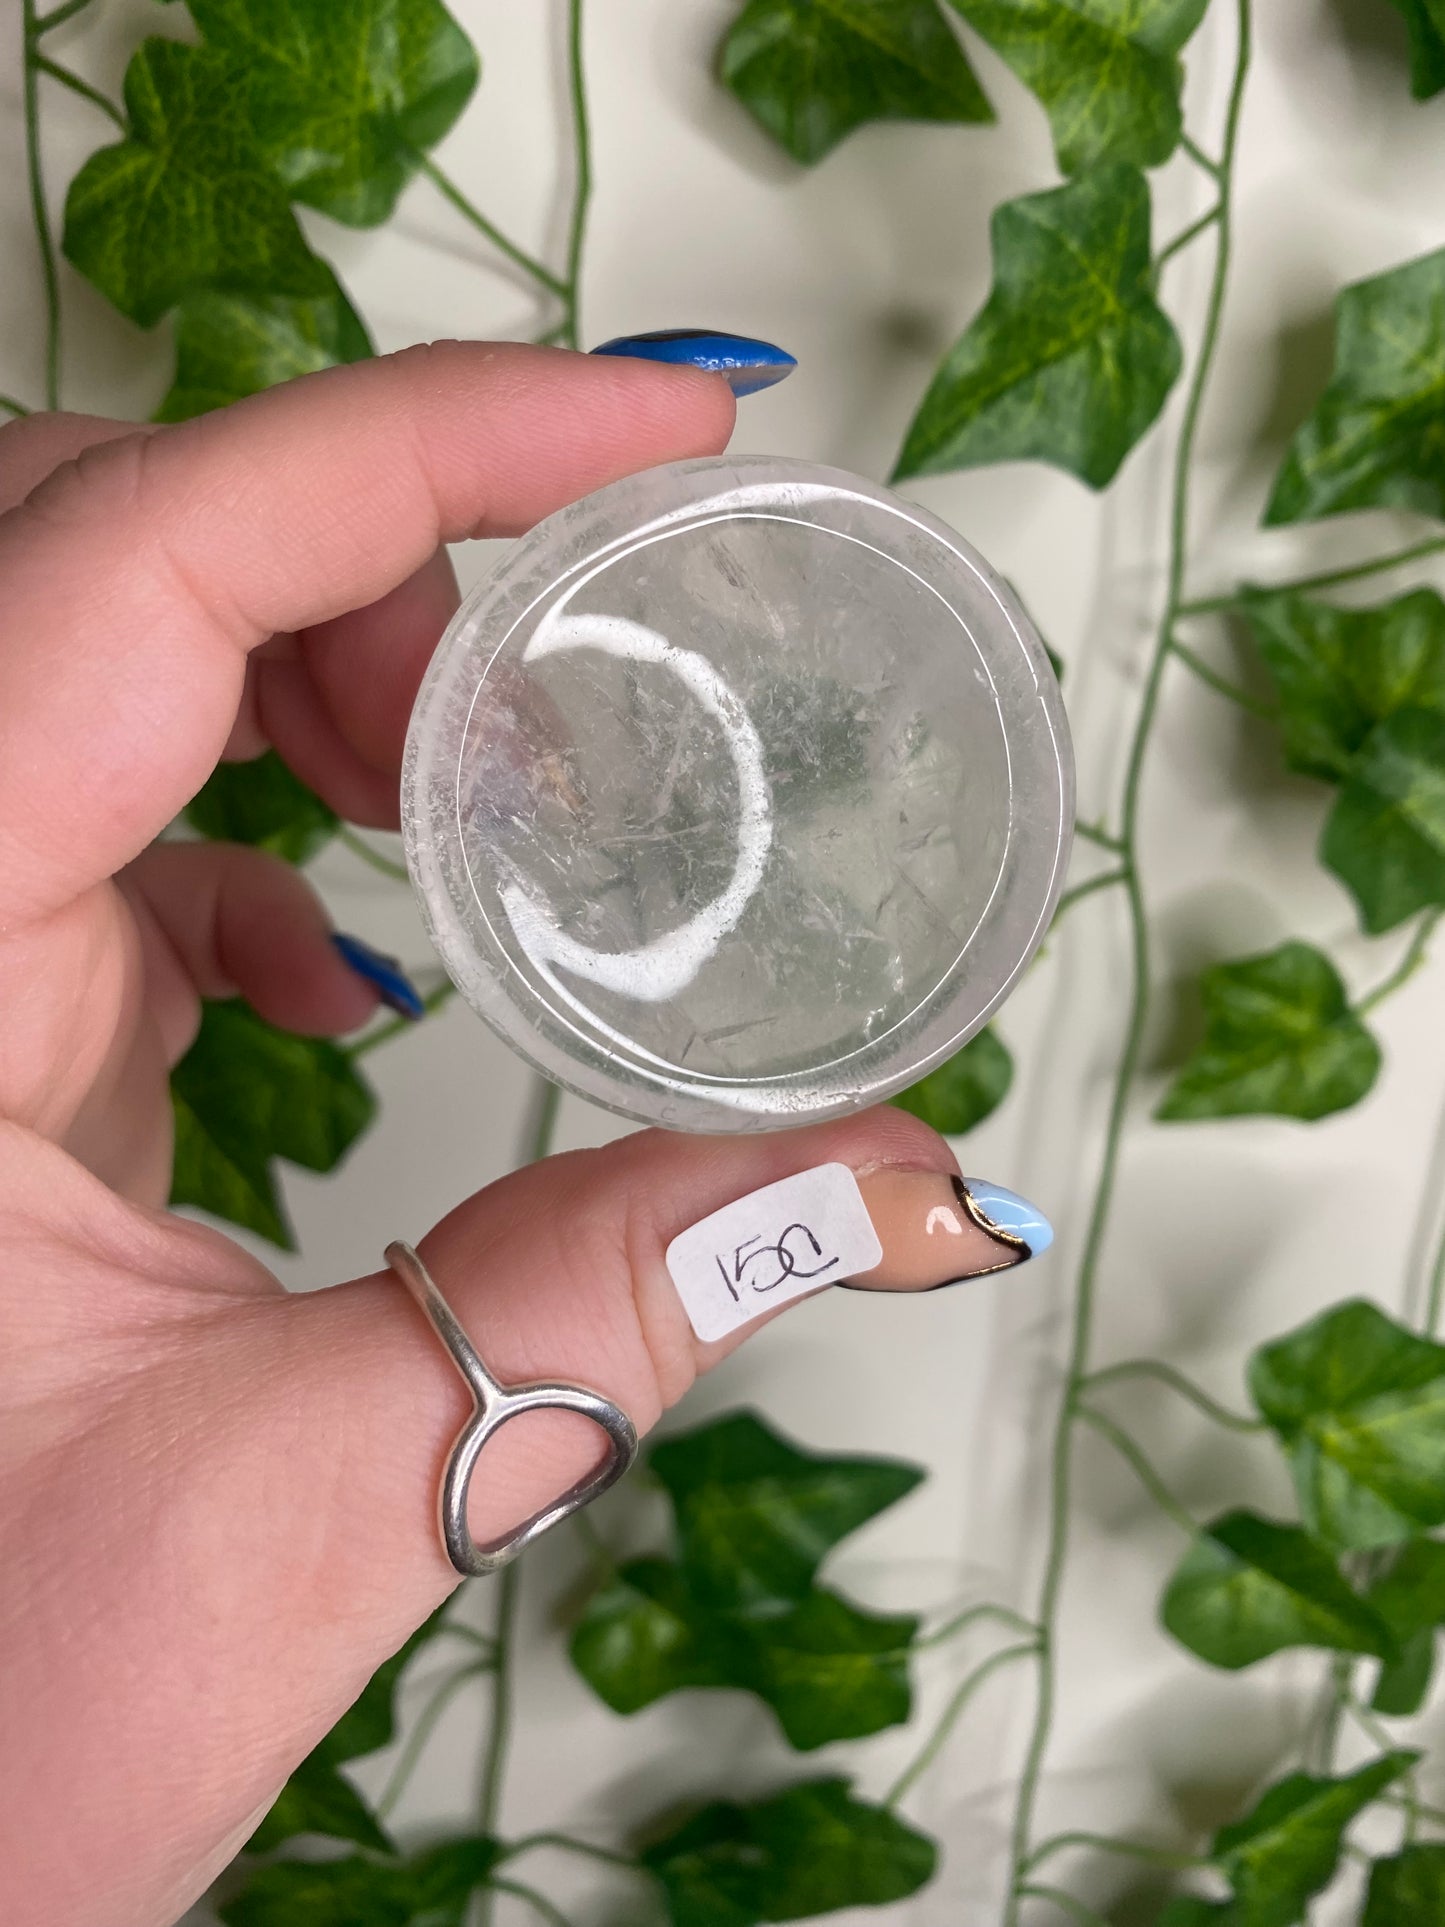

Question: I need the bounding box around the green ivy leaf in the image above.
[1323,707,1445,934]
[1242,588,1445,783]
[639,1777,937,1926]
[1372,1627,1435,1717]
[249,1612,446,1852]
[1210,1753,1417,1927]
[156,278,373,420]
[247,1761,391,1856]
[1239,594,1445,933]
[891,1028,1013,1133]
[1155,942,1380,1123]
[1364,1842,1445,1923]
[952,0,1208,172]
[1250,1300,1445,1550]
[1158,1902,1239,1926]
[184,750,340,862]
[170,1000,376,1249]
[62,38,328,328]
[571,1558,916,1750]
[220,1837,501,1927]
[718,0,993,166]
[184,0,479,226]
[646,1410,924,1613]
[1367,1538,1445,1713]
[1160,1509,1395,1669]
[893,164,1181,488]
[1265,246,1445,526]
[1383,1,1445,101]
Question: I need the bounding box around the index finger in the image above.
[0,342,735,923]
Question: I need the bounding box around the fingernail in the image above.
[962,1179,1054,1256]
[590,328,797,396]
[332,934,425,1020]
[847,1170,1051,1292]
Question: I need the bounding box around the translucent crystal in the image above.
[403,458,1072,1131]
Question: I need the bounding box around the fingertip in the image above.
[126,841,381,1041]
[216,861,381,1039]
[331,934,424,1023]
[544,343,739,474]
[537,340,738,464]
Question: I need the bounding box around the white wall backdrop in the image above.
[4,3,1445,1922]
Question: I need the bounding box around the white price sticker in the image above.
[665,1163,883,1342]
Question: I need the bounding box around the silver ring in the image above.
[384,1241,639,1577]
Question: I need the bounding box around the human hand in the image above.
[0,344,1043,1926]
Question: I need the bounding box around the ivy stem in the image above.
[1425,1200,1445,1338]
[915,1600,1040,1650]
[1016,1884,1113,1927]
[1345,1694,1422,1830]
[1178,534,1445,618]
[1355,908,1441,1015]
[0,394,32,419]
[1080,1357,1265,1434]
[33,53,123,128]
[476,1562,520,1903]
[569,1504,615,1578]
[1001,9,1251,1911]
[522,1074,562,1165]
[1313,1653,1354,1774]
[500,1832,639,1873]
[347,979,456,1058]
[1168,636,1278,720]
[22,0,62,410]
[33,0,96,30]
[559,0,591,351]
[1181,132,1223,178]
[1053,867,1129,921]
[337,824,411,881]
[1384,1791,1445,1833]
[442,1622,500,1656]
[1154,203,1222,279]
[1075,820,1125,853]
[1022,1830,1207,1876]
[376,1657,492,1820]
[1346,1690,1402,1753]
[885,1639,1039,1808]
[415,153,568,299]
[487,1879,574,1927]
[1075,1406,1200,1536]
[473,1074,562,1920]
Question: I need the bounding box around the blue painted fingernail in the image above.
[590,328,797,397]
[959,1179,1054,1259]
[332,934,425,1021]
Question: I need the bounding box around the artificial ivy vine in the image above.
[13,0,1445,1922]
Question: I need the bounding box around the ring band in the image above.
[384,1241,639,1577]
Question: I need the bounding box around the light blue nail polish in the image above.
[590,328,797,397]
[332,933,426,1021]
[961,1179,1054,1258]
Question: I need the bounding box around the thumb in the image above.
[14,1106,1048,1926]
[339,1107,1046,1616]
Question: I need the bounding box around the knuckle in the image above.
[18,426,155,531]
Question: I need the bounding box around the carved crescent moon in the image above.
[499,613,773,1004]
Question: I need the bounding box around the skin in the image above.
[0,344,1008,1927]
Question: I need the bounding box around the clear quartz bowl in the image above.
[401,455,1073,1132]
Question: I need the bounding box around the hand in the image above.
[0,344,1028,1927]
